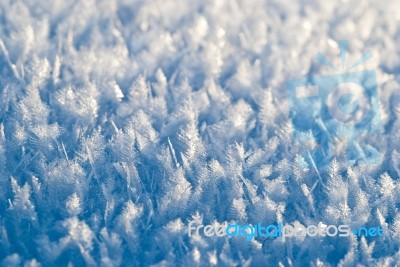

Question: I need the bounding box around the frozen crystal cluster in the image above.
[0,0,399,266]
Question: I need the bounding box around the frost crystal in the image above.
[0,0,398,266]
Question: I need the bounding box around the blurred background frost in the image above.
[0,0,399,266]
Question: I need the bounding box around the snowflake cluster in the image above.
[0,0,399,266]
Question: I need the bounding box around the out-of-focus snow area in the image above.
[0,0,399,266]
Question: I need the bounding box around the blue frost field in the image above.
[0,0,399,266]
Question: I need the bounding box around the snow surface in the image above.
[0,0,399,266]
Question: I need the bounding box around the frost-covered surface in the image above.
[0,0,399,266]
